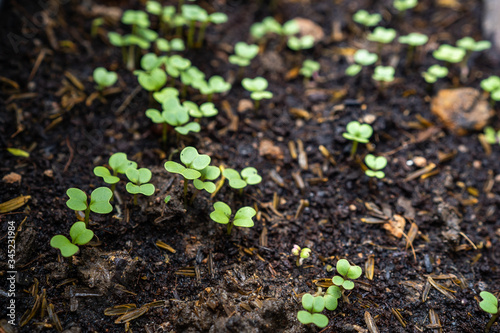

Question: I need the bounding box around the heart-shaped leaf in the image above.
[302,293,314,311]
[234,207,256,220]
[109,153,137,174]
[70,222,94,245]
[181,168,201,180]
[175,122,201,135]
[336,259,351,276]
[89,187,113,214]
[153,87,179,104]
[146,109,165,123]
[342,280,355,290]
[312,296,325,313]
[50,235,79,257]
[164,161,185,174]
[66,188,88,211]
[210,201,231,224]
[347,265,362,280]
[200,166,220,181]
[365,154,387,170]
[234,42,259,59]
[93,67,118,89]
[126,183,155,196]
[332,276,344,286]
[93,166,120,184]
[242,77,268,92]
[324,295,338,311]
[480,291,499,314]
[141,53,162,71]
[326,286,342,299]
[354,49,378,66]
[251,91,273,101]
[137,68,167,91]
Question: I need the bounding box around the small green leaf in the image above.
[336,259,351,276]
[175,122,201,135]
[342,280,355,290]
[66,188,88,211]
[345,64,362,76]
[7,148,30,158]
[109,153,137,174]
[233,217,254,228]
[312,296,325,313]
[50,235,79,257]
[89,187,113,214]
[324,295,338,311]
[365,154,388,171]
[301,293,314,311]
[70,222,94,245]
[94,166,120,184]
[241,167,262,185]
[480,291,499,314]
[234,207,256,219]
[332,275,344,286]
[297,311,313,325]
[242,77,268,92]
[181,168,201,180]
[347,265,362,279]
[164,161,186,174]
[311,313,328,328]
[93,67,118,90]
[353,49,378,66]
[146,109,165,123]
[326,286,342,299]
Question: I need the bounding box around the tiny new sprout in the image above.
[183,101,218,118]
[352,10,382,27]
[120,10,151,70]
[210,202,256,235]
[156,38,185,54]
[345,49,378,76]
[367,27,397,55]
[181,4,207,48]
[291,245,311,266]
[343,121,373,158]
[398,33,428,65]
[93,67,118,92]
[66,187,113,226]
[135,67,167,93]
[422,64,448,84]
[372,66,395,84]
[223,167,262,194]
[242,77,273,109]
[393,0,418,12]
[165,55,191,85]
[287,35,315,51]
[481,76,500,103]
[195,12,228,48]
[332,259,362,292]
[193,165,220,194]
[483,127,500,145]
[432,44,466,64]
[479,291,500,333]
[164,146,211,202]
[126,167,155,206]
[94,153,137,201]
[457,37,492,80]
[364,154,388,179]
[50,222,94,257]
[196,75,232,102]
[229,42,260,76]
[297,294,328,328]
[300,60,320,83]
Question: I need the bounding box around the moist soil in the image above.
[1,0,500,332]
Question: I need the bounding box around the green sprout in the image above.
[195,12,228,48]
[398,32,428,65]
[291,245,311,266]
[134,55,168,93]
[181,4,207,48]
[456,37,492,80]
[483,127,500,145]
[183,101,218,118]
[287,35,315,51]
[393,0,418,12]
[193,165,221,194]
[433,44,466,64]
[93,67,118,91]
[297,294,329,328]
[146,96,200,143]
[345,49,378,77]
[125,167,155,206]
[222,167,262,194]
[481,76,500,103]
[94,153,137,200]
[146,2,176,35]
[120,10,152,70]
[242,77,273,109]
[367,27,397,55]
[50,222,94,257]
[364,154,388,179]
[165,55,191,85]
[180,66,205,88]
[332,259,362,291]
[229,42,260,75]
[372,65,395,84]
[299,60,320,83]
[479,291,500,333]
[352,10,382,27]
[156,38,185,53]
[164,146,211,202]
[195,75,232,102]
[66,187,113,227]
[342,121,373,158]
[210,202,256,235]
[153,87,179,104]
[91,17,104,38]
[422,64,448,84]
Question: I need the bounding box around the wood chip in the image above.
[156,240,176,253]
[365,255,375,280]
[404,163,436,182]
[296,139,308,170]
[0,195,31,213]
[365,311,379,333]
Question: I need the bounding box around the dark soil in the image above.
[1,0,500,332]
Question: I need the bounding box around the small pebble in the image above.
[495,174,500,182]
[473,160,481,169]
[458,145,468,153]
[413,156,427,167]
[237,99,253,113]
[349,204,357,211]
[363,114,376,124]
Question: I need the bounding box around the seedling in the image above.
[94,153,137,201]
[422,64,448,84]
[193,165,221,194]
[229,42,260,76]
[398,33,428,65]
[457,37,492,80]
[66,187,113,226]
[299,60,320,83]
[108,32,149,70]
[342,121,373,158]
[364,154,388,179]
[483,127,500,145]
[345,49,378,77]
[156,38,185,53]
[183,101,218,118]
[165,55,191,84]
[432,44,466,64]
[372,66,395,85]
[223,167,262,194]
[135,67,167,92]
[195,75,232,102]
[126,167,155,205]
[287,35,315,51]
[394,0,418,12]
[180,66,205,89]
[181,4,207,48]
[297,294,329,328]
[481,76,500,103]
[241,77,273,109]
[120,10,152,70]
[93,67,118,91]
[209,202,256,235]
[352,10,382,28]
[146,2,175,35]
[146,96,199,143]
[153,87,179,104]
[164,146,211,202]
[291,245,311,266]
[332,259,362,292]
[50,222,94,257]
[479,291,499,333]
[195,12,228,48]
[367,27,396,55]
[91,17,104,38]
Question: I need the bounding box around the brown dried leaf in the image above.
[383,215,406,238]
[259,139,284,160]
